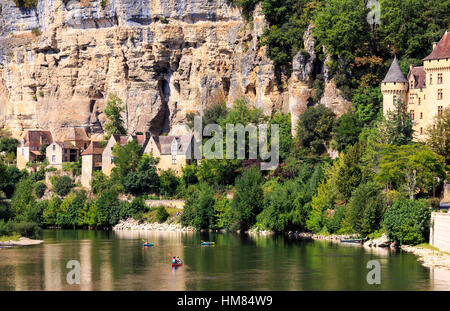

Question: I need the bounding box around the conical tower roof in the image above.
[382,56,408,83]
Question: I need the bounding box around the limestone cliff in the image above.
[0,0,350,140]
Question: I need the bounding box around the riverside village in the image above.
[0,0,450,292]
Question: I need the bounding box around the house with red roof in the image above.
[16,130,53,169]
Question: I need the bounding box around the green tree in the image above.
[381,100,413,146]
[270,112,292,161]
[42,196,62,226]
[51,176,74,197]
[123,154,160,195]
[346,182,385,236]
[377,144,446,200]
[111,139,142,179]
[295,104,336,156]
[34,182,47,198]
[332,112,362,151]
[181,183,216,230]
[159,169,179,197]
[229,165,264,231]
[383,198,431,245]
[352,86,382,126]
[335,140,366,201]
[156,206,170,223]
[104,93,127,141]
[426,107,450,165]
[181,164,199,186]
[0,137,19,155]
[10,178,35,221]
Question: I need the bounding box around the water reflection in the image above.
[0,230,449,290]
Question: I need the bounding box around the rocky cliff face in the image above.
[0,0,350,140]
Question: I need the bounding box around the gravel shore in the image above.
[113,218,195,232]
[401,245,450,270]
[0,237,43,247]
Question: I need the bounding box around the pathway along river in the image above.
[0,230,449,290]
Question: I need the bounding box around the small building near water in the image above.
[81,141,104,188]
[16,130,53,170]
[46,142,79,169]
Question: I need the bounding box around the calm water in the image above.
[0,230,449,290]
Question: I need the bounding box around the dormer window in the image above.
[171,140,178,155]
[410,81,414,88]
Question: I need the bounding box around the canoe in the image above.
[201,242,215,246]
[142,243,154,246]
[340,239,363,244]
[171,260,183,267]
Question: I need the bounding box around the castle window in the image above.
[438,106,443,115]
[418,98,421,105]
[410,110,415,120]
[420,112,423,119]
[21,148,24,156]
[430,74,433,85]
[393,95,397,105]
[52,155,56,163]
[110,156,114,164]
[437,89,443,100]
[410,81,414,88]
[409,95,414,104]
[438,73,443,84]
[172,155,176,165]
[420,128,423,135]
[53,144,55,151]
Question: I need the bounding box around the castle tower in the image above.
[381,56,409,115]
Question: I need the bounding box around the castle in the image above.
[381,31,450,138]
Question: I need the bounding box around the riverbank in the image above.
[113,218,195,232]
[0,237,43,247]
[247,228,360,242]
[401,244,450,270]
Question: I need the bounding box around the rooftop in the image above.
[21,130,53,147]
[382,56,408,83]
[82,141,104,156]
[408,66,426,89]
[65,127,89,142]
[424,31,450,61]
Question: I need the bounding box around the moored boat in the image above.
[201,241,215,246]
[171,260,183,267]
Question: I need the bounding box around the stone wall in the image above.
[145,199,184,209]
[430,212,450,253]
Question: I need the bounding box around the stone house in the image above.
[382,31,450,139]
[46,142,79,169]
[101,134,148,176]
[16,130,53,170]
[64,127,90,151]
[81,141,104,188]
[143,134,194,175]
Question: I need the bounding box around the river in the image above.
[0,230,449,290]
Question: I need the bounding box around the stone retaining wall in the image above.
[145,200,184,209]
[430,212,450,253]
